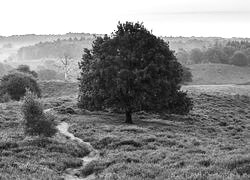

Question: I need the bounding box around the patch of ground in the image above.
[0,84,250,179]
[187,63,250,85]
[182,84,250,96]
[39,81,78,98]
[64,92,250,179]
[0,102,90,180]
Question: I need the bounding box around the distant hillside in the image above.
[0,33,98,62]
[188,63,250,85]
[0,33,99,45]
[17,38,93,60]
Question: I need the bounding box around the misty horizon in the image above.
[0,0,250,38]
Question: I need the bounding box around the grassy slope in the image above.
[39,81,78,98]
[1,82,250,179]
[187,64,250,85]
[0,101,90,180]
[67,93,250,180]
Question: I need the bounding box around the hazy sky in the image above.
[0,0,250,37]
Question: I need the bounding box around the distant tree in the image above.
[59,53,73,81]
[203,48,228,64]
[223,46,236,59]
[243,48,250,65]
[229,51,248,67]
[189,48,203,64]
[0,72,41,101]
[78,22,193,123]
[176,49,189,65]
[16,65,38,78]
[37,69,57,80]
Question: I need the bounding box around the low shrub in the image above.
[168,91,193,115]
[21,92,56,137]
[0,72,41,101]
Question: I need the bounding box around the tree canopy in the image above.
[78,22,193,123]
[229,51,249,67]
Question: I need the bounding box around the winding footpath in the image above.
[57,122,99,180]
[45,109,99,180]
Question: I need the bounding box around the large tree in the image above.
[78,22,192,123]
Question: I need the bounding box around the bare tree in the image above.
[59,53,73,81]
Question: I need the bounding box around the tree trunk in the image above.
[64,66,68,81]
[125,110,133,124]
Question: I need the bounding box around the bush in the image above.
[168,91,193,115]
[0,72,41,101]
[229,51,248,67]
[21,92,57,137]
[189,48,203,64]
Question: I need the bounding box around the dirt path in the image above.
[57,122,99,180]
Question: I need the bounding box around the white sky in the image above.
[0,0,250,37]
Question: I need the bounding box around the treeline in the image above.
[0,32,97,45]
[176,40,250,67]
[17,38,94,60]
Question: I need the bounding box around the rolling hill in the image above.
[187,63,250,85]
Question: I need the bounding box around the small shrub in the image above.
[0,140,19,150]
[21,92,56,137]
[168,91,193,115]
[0,72,41,101]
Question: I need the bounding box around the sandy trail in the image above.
[56,122,99,180]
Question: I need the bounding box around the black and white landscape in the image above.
[0,0,250,179]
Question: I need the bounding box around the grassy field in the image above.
[187,64,250,85]
[0,82,250,179]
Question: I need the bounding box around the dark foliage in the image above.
[0,72,41,101]
[16,65,38,78]
[189,48,203,64]
[21,92,57,137]
[203,48,228,64]
[229,51,249,67]
[78,22,193,123]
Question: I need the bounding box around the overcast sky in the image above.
[0,0,250,37]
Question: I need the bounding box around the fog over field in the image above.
[0,0,250,180]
